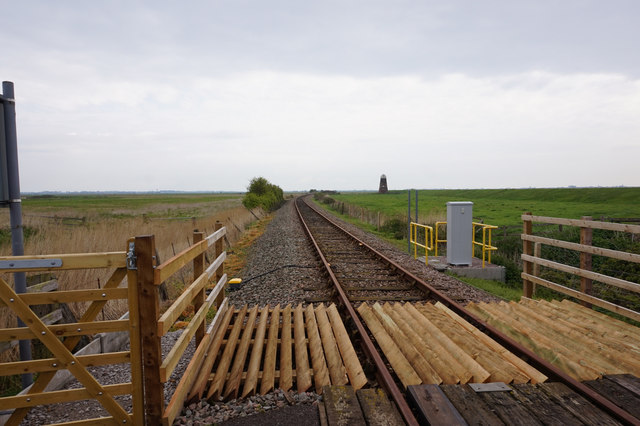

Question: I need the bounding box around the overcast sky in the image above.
[2,1,639,192]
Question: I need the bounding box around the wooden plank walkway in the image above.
[356,301,547,386]
[407,375,640,425]
[193,303,367,401]
[319,386,404,426]
[467,298,640,381]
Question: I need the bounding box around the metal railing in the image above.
[410,222,433,265]
[472,222,498,268]
[413,221,497,268]
[434,221,447,257]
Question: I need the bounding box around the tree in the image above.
[242,177,284,212]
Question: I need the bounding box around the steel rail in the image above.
[299,197,640,426]
[295,198,420,426]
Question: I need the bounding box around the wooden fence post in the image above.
[193,231,206,346]
[135,235,164,424]
[522,212,534,298]
[214,221,225,309]
[580,216,593,308]
[533,242,541,296]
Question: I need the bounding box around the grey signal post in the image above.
[1,81,33,388]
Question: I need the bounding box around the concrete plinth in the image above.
[418,256,506,283]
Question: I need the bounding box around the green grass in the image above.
[445,273,523,301]
[333,187,640,226]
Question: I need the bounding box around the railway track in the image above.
[295,196,639,426]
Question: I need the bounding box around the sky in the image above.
[1,1,639,192]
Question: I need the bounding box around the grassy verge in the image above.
[446,273,523,301]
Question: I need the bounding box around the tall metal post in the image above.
[2,81,32,387]
[407,190,411,253]
[415,190,418,224]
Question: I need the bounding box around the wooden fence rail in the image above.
[521,213,640,323]
[0,222,228,425]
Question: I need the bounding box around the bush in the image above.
[242,177,284,212]
[380,218,407,240]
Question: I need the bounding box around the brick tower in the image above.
[378,174,388,194]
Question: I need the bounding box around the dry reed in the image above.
[0,201,262,364]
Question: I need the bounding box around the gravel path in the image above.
[17,197,500,425]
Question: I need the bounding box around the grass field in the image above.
[331,187,640,226]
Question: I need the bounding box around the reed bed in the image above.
[0,199,262,365]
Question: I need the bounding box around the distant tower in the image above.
[378,174,388,193]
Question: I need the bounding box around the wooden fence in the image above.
[0,223,228,425]
[521,214,640,322]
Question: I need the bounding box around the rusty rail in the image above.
[298,196,640,426]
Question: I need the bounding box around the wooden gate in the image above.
[0,223,228,425]
[0,251,144,425]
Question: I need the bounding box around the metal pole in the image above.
[415,190,418,224]
[407,190,411,253]
[2,81,32,388]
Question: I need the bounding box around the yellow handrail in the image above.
[434,221,447,257]
[472,222,498,268]
[410,222,433,265]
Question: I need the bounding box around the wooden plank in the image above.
[305,304,331,393]
[371,302,442,385]
[213,222,225,309]
[607,374,640,399]
[205,251,226,280]
[207,305,247,400]
[188,300,233,401]
[224,305,259,399]
[126,257,144,426]
[260,304,280,394]
[475,386,542,426]
[4,266,128,426]
[294,303,312,393]
[418,303,531,384]
[206,226,226,247]
[522,273,640,322]
[440,384,505,425]
[0,252,126,272]
[520,299,640,364]
[388,303,460,384]
[279,304,293,392]
[57,417,122,425]
[3,382,132,408]
[325,304,366,390]
[521,214,640,234]
[539,382,623,426]
[521,254,640,294]
[0,288,129,308]
[1,351,130,376]
[557,299,640,339]
[136,235,163,424]
[27,279,58,293]
[505,301,630,376]
[511,383,587,425]
[160,287,217,382]
[469,302,599,381]
[242,305,269,398]
[0,278,130,423]
[406,384,467,425]
[409,303,490,383]
[154,240,207,285]
[322,385,366,426]
[314,304,348,386]
[163,320,215,426]
[157,271,209,336]
[585,377,640,419]
[356,303,421,388]
[355,388,404,426]
[522,234,640,264]
[0,319,128,342]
